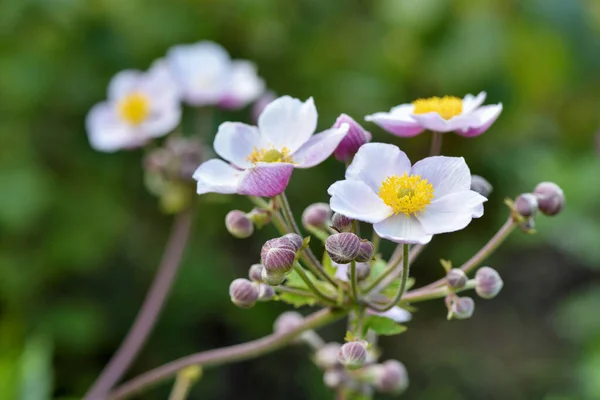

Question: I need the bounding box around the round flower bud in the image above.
[355,240,374,262]
[261,268,285,286]
[280,233,303,252]
[533,182,565,216]
[302,202,331,228]
[347,262,371,282]
[229,278,259,308]
[332,114,372,163]
[446,269,467,290]
[248,264,264,282]
[514,193,538,217]
[326,232,360,264]
[331,212,354,232]
[475,266,504,299]
[338,341,367,370]
[373,360,409,394]
[247,207,271,228]
[262,246,296,275]
[323,369,346,389]
[225,210,254,239]
[257,283,275,301]
[314,342,342,370]
[470,175,493,197]
[451,296,475,320]
[273,311,304,335]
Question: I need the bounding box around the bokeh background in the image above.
[1,0,600,399]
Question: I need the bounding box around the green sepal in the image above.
[276,292,317,308]
[363,315,407,336]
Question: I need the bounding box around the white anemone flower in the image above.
[365,92,502,137]
[166,41,265,108]
[328,143,487,244]
[193,96,349,197]
[86,60,181,152]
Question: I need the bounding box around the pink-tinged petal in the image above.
[332,114,372,162]
[456,104,503,137]
[237,162,294,197]
[107,70,143,101]
[140,105,181,138]
[219,60,265,109]
[331,261,349,282]
[365,104,424,137]
[461,91,487,114]
[373,214,432,244]
[258,96,317,152]
[410,156,471,198]
[292,124,349,168]
[416,191,487,234]
[193,159,242,195]
[346,143,412,192]
[368,306,412,323]
[85,102,146,152]
[213,122,264,169]
[328,180,392,223]
[410,112,480,133]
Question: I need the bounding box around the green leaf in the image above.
[277,292,317,308]
[364,315,407,336]
[322,253,336,278]
[285,269,336,297]
[344,331,357,342]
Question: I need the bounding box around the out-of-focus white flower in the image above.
[193,96,349,197]
[166,41,265,109]
[86,60,181,152]
[365,92,502,137]
[328,143,487,244]
[367,306,412,323]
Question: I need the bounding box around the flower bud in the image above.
[332,114,372,162]
[280,233,303,252]
[451,296,475,320]
[229,278,259,308]
[261,239,297,275]
[331,213,354,232]
[247,207,271,228]
[302,202,331,228]
[261,268,285,286]
[323,369,346,389]
[326,232,360,264]
[355,240,374,262]
[338,341,367,370]
[314,342,342,369]
[533,182,565,216]
[257,283,275,301]
[372,360,409,394]
[225,210,254,239]
[248,264,264,282]
[470,175,493,197]
[514,193,538,217]
[347,262,371,281]
[475,266,504,299]
[446,268,467,290]
[273,311,304,335]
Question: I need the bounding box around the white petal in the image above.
[145,59,182,109]
[213,122,264,168]
[166,41,231,106]
[373,214,432,244]
[257,96,317,153]
[461,91,487,114]
[220,60,265,108]
[410,112,480,132]
[471,203,484,218]
[193,159,242,195]
[139,105,181,138]
[85,102,145,152]
[370,306,412,323]
[292,124,349,168]
[346,143,412,192]
[416,191,487,234]
[410,156,471,198]
[331,262,349,282]
[328,180,392,223]
[107,70,143,101]
[364,104,424,137]
[457,104,503,137]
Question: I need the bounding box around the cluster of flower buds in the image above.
[228,276,275,308]
[446,295,475,320]
[302,203,332,229]
[325,231,374,265]
[225,207,272,239]
[513,181,565,232]
[260,234,303,285]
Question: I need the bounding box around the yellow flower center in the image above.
[117,93,150,125]
[412,96,463,120]
[378,173,434,215]
[247,147,294,164]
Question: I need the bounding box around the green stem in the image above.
[370,231,380,255]
[367,244,410,312]
[402,280,476,303]
[167,366,201,400]
[293,264,337,306]
[350,260,359,301]
[363,252,404,294]
[274,285,318,299]
[109,308,347,400]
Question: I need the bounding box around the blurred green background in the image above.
[1,0,600,399]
